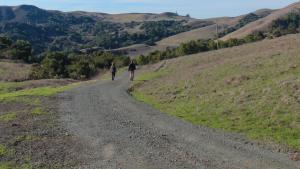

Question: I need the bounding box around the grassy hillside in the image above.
[221,2,300,40]
[156,25,220,47]
[132,34,300,149]
[155,9,275,48]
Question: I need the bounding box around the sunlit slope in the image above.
[133,33,300,149]
[221,2,300,40]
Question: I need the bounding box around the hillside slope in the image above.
[132,33,300,150]
[156,25,219,47]
[0,5,203,55]
[156,9,275,48]
[221,2,300,40]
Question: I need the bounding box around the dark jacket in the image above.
[111,65,117,73]
[128,63,136,71]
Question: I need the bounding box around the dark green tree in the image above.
[11,40,32,62]
[41,52,69,78]
[68,58,96,80]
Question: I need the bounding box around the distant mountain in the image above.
[0,5,208,55]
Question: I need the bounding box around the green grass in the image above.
[0,144,8,157]
[0,163,32,169]
[15,135,40,142]
[0,112,17,122]
[135,70,169,82]
[0,83,78,102]
[21,164,32,169]
[0,163,11,169]
[30,107,47,116]
[132,46,300,149]
[0,69,4,74]
[0,82,25,95]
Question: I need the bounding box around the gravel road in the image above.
[59,73,300,169]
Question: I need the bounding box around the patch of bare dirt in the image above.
[0,88,85,168]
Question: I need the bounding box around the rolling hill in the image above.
[155,9,275,48]
[0,4,278,58]
[0,2,298,58]
[221,2,300,40]
[0,5,208,55]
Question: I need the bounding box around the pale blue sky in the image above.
[1,0,299,19]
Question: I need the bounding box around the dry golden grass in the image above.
[133,33,300,149]
[0,61,31,82]
[156,16,245,47]
[104,13,195,23]
[221,2,300,40]
[156,25,220,47]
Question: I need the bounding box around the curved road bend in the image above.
[59,73,300,169]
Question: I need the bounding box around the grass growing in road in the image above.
[0,112,17,122]
[30,107,47,116]
[132,35,300,150]
[0,163,32,169]
[0,144,7,157]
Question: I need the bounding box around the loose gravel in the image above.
[59,73,300,169]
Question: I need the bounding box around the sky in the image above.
[1,0,300,19]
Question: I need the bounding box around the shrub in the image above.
[11,40,32,62]
[68,58,96,80]
[39,52,69,79]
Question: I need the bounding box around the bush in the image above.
[68,58,96,80]
[30,51,131,80]
[11,40,32,62]
[39,52,69,78]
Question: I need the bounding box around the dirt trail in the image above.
[59,73,300,169]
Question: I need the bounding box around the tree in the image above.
[68,58,96,80]
[41,52,69,78]
[11,40,32,62]
[137,55,149,65]
[0,37,12,49]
